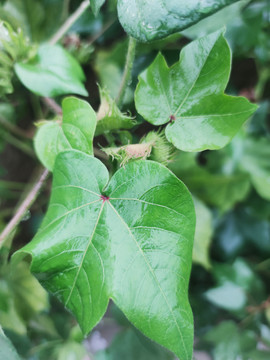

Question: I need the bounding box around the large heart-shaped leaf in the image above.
[15,44,88,97]
[117,0,241,42]
[34,97,96,171]
[135,30,257,152]
[15,150,195,360]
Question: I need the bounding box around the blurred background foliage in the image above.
[0,0,269,359]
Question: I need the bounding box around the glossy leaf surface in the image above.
[15,44,88,97]
[117,0,241,42]
[34,97,96,171]
[135,30,257,152]
[15,150,196,360]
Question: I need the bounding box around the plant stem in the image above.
[0,131,35,158]
[88,17,116,46]
[42,97,63,115]
[0,116,32,139]
[116,37,137,109]
[0,168,49,245]
[49,0,90,45]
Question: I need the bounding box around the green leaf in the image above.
[205,258,265,313]
[181,0,250,39]
[169,152,251,212]
[117,0,241,42]
[204,321,257,360]
[55,341,88,360]
[96,87,135,136]
[95,328,174,360]
[193,198,212,270]
[15,150,196,360]
[240,137,270,201]
[135,30,257,152]
[0,327,21,360]
[90,0,106,17]
[2,0,67,42]
[15,44,88,97]
[34,97,96,171]
[0,261,49,334]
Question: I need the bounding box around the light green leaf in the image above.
[117,0,241,42]
[90,0,106,16]
[95,328,174,360]
[205,258,264,313]
[15,150,196,360]
[193,198,212,270]
[240,137,270,201]
[0,261,49,334]
[204,321,257,360]
[205,281,246,311]
[135,30,257,152]
[34,97,96,171]
[15,44,88,97]
[96,87,135,136]
[55,341,88,360]
[0,326,21,360]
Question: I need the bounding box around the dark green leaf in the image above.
[15,150,195,360]
[135,30,257,152]
[169,152,251,211]
[15,44,88,97]
[117,0,241,42]
[34,97,96,171]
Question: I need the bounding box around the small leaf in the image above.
[193,198,212,270]
[205,258,265,313]
[117,0,241,42]
[135,30,257,152]
[96,87,135,136]
[240,137,270,201]
[34,97,96,171]
[15,44,88,97]
[204,321,261,360]
[90,0,106,17]
[15,150,196,360]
